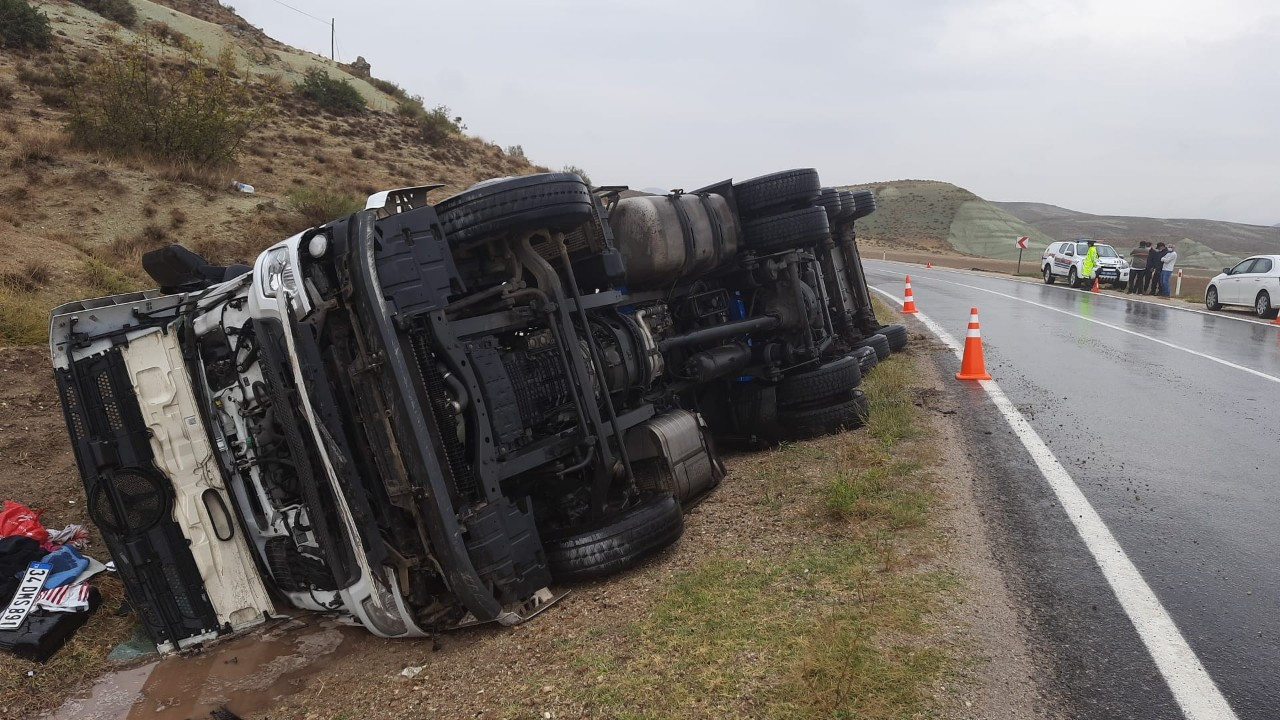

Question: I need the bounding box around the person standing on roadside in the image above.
[1127,241,1150,294]
[1147,243,1168,295]
[1159,243,1178,297]
[1082,240,1099,287]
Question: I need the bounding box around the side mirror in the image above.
[1222,267,1231,275]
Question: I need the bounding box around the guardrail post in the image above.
[1175,269,1183,296]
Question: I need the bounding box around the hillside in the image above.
[0,0,545,347]
[993,201,1278,269]
[841,180,1055,262]
[840,179,1274,269]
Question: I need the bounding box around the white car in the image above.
[1041,240,1130,289]
[1205,255,1280,318]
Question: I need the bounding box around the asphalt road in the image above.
[865,261,1279,720]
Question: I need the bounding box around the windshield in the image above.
[1075,242,1117,258]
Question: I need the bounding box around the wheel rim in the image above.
[1044,267,1051,282]
[1207,288,1217,307]
[1258,294,1269,315]
[1069,269,1077,285]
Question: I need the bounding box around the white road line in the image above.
[879,272,1280,385]
[869,285,1239,720]
[868,259,1280,328]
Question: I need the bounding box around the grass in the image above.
[520,337,957,719]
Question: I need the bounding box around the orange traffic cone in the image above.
[1090,275,1100,292]
[926,261,933,268]
[1272,312,1280,326]
[902,275,919,314]
[955,307,992,381]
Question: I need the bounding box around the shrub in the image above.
[83,257,136,294]
[415,104,464,144]
[9,130,62,168]
[0,0,52,50]
[70,0,137,28]
[562,164,592,186]
[68,41,267,168]
[506,144,526,159]
[287,186,362,227]
[0,82,14,110]
[368,76,406,99]
[143,20,196,51]
[294,68,366,115]
[0,259,53,293]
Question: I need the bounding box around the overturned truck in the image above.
[49,168,905,651]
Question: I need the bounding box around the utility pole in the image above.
[330,18,335,61]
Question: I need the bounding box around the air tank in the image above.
[608,193,740,290]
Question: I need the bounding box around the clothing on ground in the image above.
[0,536,45,605]
[41,546,89,589]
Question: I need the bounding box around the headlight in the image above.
[262,247,298,298]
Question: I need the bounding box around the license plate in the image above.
[0,562,52,629]
[1100,270,1118,277]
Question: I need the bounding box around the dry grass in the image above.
[8,129,63,168]
[518,345,955,719]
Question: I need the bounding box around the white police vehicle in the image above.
[1041,240,1129,289]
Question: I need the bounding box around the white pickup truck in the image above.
[1041,240,1129,289]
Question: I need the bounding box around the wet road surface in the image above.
[866,261,1279,719]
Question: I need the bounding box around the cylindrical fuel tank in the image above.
[609,193,740,290]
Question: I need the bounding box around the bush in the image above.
[0,0,52,49]
[287,186,362,227]
[68,41,267,168]
[294,68,366,115]
[416,105,464,144]
[0,259,53,293]
[70,0,137,28]
[367,76,406,99]
[506,144,525,159]
[562,164,592,186]
[0,82,14,110]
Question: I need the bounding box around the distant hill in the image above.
[840,180,1054,262]
[993,202,1279,269]
[835,180,1277,269]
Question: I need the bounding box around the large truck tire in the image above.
[435,172,594,246]
[543,493,685,583]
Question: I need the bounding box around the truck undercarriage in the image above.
[50,168,908,650]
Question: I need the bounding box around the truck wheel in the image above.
[850,346,878,373]
[779,391,869,438]
[878,323,909,352]
[853,333,891,361]
[543,492,685,583]
[778,355,862,408]
[733,168,821,218]
[815,187,843,220]
[834,190,858,222]
[435,172,594,246]
[1043,265,1055,285]
[848,190,877,220]
[741,206,830,254]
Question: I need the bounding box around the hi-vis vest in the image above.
[1082,246,1098,277]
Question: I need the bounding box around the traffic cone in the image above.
[902,275,919,314]
[1090,275,1100,292]
[1272,312,1280,326]
[955,307,992,381]
[926,261,933,268]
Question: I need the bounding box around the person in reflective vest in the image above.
[1082,240,1098,282]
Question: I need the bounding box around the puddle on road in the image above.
[48,618,356,720]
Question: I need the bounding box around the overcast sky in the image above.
[232,0,1279,226]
